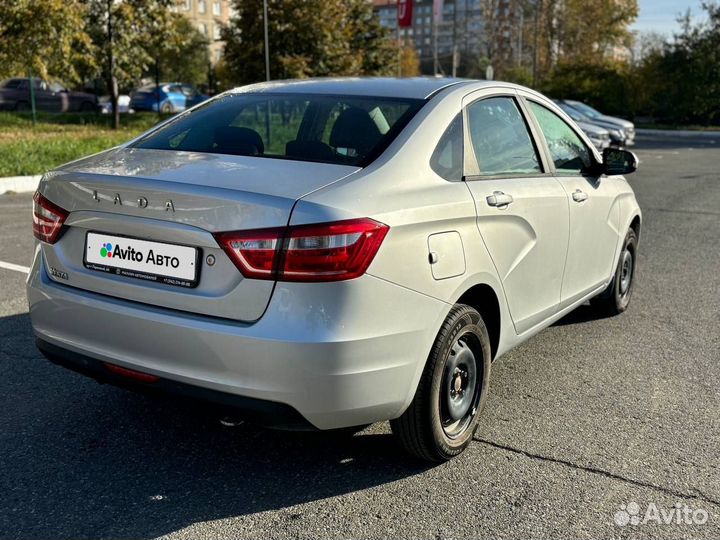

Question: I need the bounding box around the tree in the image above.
[530,0,638,83]
[0,0,94,83]
[155,15,211,87]
[652,3,720,124]
[84,0,182,128]
[222,0,396,85]
[556,0,638,63]
[399,47,421,77]
[632,31,667,64]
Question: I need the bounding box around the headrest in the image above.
[285,140,336,162]
[213,126,264,156]
[328,107,382,156]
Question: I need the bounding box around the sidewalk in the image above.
[0,175,41,195]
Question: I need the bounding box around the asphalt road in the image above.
[1,133,719,539]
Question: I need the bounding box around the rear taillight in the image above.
[215,227,283,280]
[214,218,389,282]
[32,191,68,244]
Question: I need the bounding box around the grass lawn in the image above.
[0,112,168,177]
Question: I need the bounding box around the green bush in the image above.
[540,62,632,118]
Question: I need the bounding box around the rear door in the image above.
[461,90,570,335]
[524,98,620,306]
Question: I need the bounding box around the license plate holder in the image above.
[83,231,200,288]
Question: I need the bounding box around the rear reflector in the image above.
[214,218,389,282]
[103,362,160,383]
[32,191,68,244]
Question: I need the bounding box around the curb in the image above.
[0,175,42,195]
[636,129,719,139]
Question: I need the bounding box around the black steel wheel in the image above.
[391,304,491,462]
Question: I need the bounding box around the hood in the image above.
[596,115,634,129]
[578,122,608,136]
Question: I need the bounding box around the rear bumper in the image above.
[27,249,447,429]
[36,338,314,429]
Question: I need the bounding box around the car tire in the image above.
[591,228,638,315]
[160,102,174,114]
[391,304,491,462]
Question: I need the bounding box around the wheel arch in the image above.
[455,283,501,361]
[629,213,641,242]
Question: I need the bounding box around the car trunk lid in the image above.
[39,148,359,321]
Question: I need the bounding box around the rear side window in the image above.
[466,97,541,177]
[528,101,592,175]
[2,79,21,89]
[430,114,463,181]
[134,93,424,167]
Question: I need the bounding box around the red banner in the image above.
[397,0,413,28]
[433,0,443,24]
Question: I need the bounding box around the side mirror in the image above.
[602,148,638,175]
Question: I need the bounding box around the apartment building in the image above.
[374,0,524,76]
[175,0,232,63]
[374,0,485,67]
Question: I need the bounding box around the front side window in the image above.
[466,96,541,177]
[134,93,424,167]
[528,101,592,175]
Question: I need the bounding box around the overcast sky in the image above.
[631,0,707,36]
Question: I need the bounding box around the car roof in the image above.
[138,82,189,90]
[228,77,477,100]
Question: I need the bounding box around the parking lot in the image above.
[0,132,718,539]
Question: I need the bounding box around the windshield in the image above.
[133,93,424,166]
[558,103,590,122]
[567,100,601,119]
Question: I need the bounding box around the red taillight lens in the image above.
[282,219,389,281]
[214,218,389,282]
[32,191,68,244]
[214,227,284,280]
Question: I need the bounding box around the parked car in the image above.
[552,100,611,150]
[559,99,635,147]
[129,83,208,113]
[28,78,641,462]
[99,95,134,115]
[0,78,97,112]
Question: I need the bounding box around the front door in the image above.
[525,100,621,306]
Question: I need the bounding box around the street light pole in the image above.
[263,0,270,81]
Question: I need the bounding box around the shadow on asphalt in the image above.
[0,313,431,539]
[552,303,614,327]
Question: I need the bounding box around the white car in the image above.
[98,94,133,115]
[560,99,635,147]
[27,78,641,461]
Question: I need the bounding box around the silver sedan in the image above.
[27,78,641,461]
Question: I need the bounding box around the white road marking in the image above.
[0,260,30,274]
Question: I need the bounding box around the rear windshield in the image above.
[133,93,424,166]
